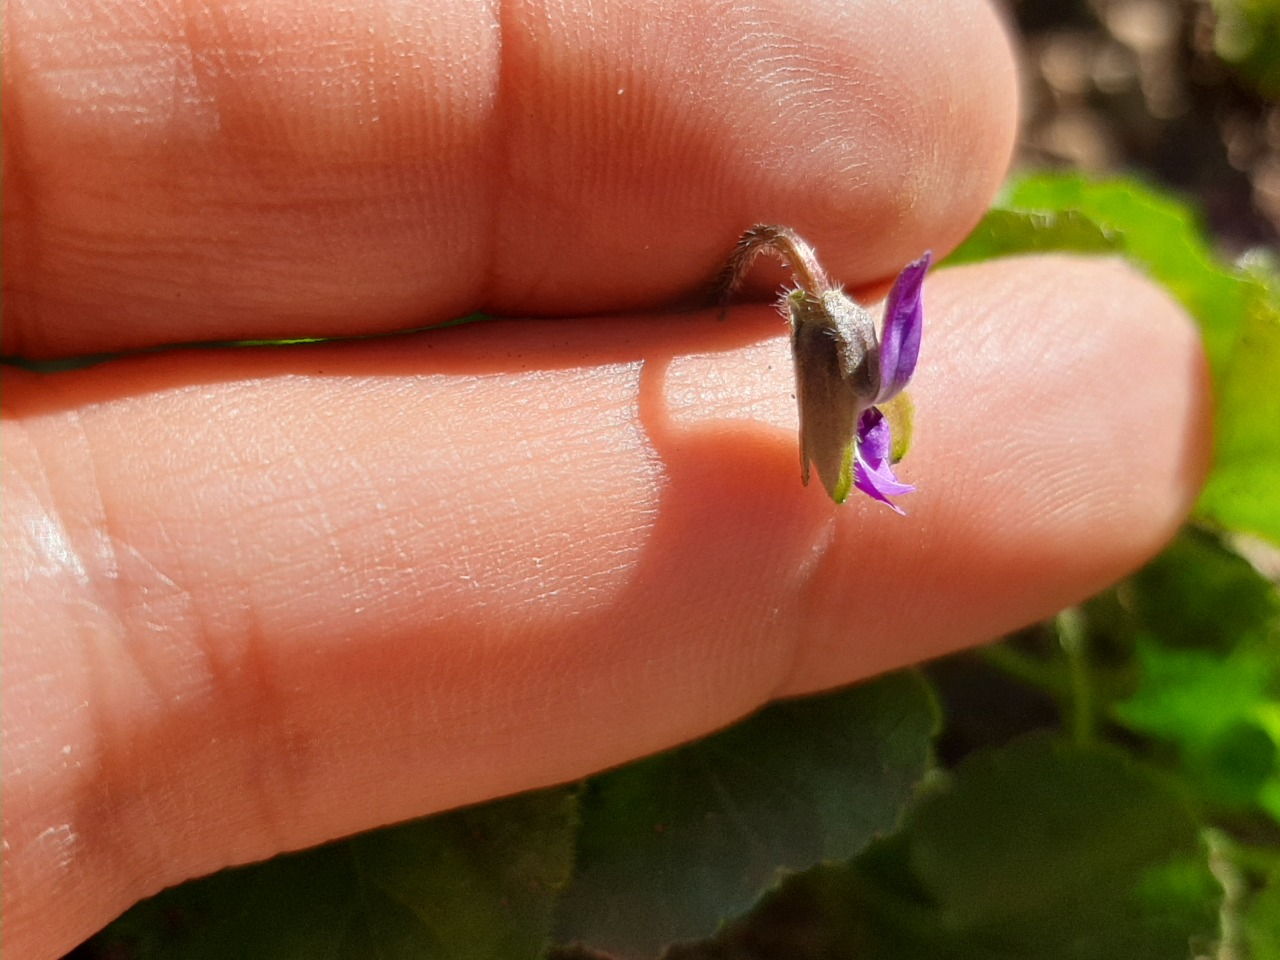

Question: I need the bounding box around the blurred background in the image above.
[1001,0,1278,254]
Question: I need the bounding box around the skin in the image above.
[0,0,1212,956]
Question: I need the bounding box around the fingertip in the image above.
[938,255,1210,574]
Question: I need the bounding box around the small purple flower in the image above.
[718,226,930,509]
[851,251,930,512]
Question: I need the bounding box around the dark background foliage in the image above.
[1007,0,1278,254]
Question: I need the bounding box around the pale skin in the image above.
[0,0,1212,957]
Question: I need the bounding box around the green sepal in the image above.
[881,392,915,464]
[832,442,854,504]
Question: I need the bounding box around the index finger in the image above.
[2,0,1017,357]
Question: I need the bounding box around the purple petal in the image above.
[875,251,931,403]
[853,456,916,513]
[853,407,915,511]
[856,457,915,496]
[856,408,892,464]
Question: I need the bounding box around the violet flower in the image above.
[717,226,931,510]
[850,251,930,511]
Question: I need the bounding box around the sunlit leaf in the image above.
[1197,278,1280,542]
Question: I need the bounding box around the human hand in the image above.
[0,0,1210,956]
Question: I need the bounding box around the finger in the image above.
[2,0,1016,356]
[0,254,1210,958]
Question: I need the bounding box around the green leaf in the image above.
[1114,643,1275,742]
[551,673,939,959]
[697,735,1220,959]
[1196,276,1280,542]
[1107,529,1280,815]
[90,787,578,960]
[944,207,1122,265]
[1114,642,1280,813]
[702,735,1219,960]
[1125,529,1280,653]
[902,736,1215,949]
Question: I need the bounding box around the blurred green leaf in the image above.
[944,207,1122,265]
[1124,529,1280,653]
[1197,276,1280,542]
[1114,643,1280,811]
[698,735,1218,960]
[1114,644,1274,741]
[690,735,1220,960]
[900,735,1216,954]
[551,673,938,959]
[1111,529,1280,816]
[92,787,578,960]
